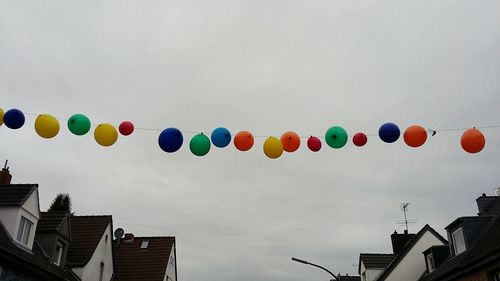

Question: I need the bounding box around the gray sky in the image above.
[1,1,500,280]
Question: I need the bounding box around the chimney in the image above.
[391,230,416,256]
[123,233,134,244]
[476,193,497,216]
[0,161,12,185]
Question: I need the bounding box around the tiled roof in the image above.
[66,215,112,267]
[359,253,394,269]
[0,221,79,281]
[37,212,67,231]
[114,236,175,281]
[338,275,361,281]
[0,184,37,206]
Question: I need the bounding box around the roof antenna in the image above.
[396,202,416,233]
[3,160,9,171]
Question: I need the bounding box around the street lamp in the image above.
[291,257,339,281]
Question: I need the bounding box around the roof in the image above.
[376,224,447,281]
[66,215,112,267]
[113,236,175,281]
[0,184,37,206]
[36,212,71,240]
[338,275,361,281]
[0,221,79,281]
[426,214,500,281]
[359,253,394,269]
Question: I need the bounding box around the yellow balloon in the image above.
[0,108,4,126]
[263,137,284,159]
[94,123,118,147]
[34,114,60,139]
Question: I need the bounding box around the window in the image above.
[452,228,466,255]
[99,262,104,281]
[105,234,108,244]
[54,241,64,266]
[489,269,500,281]
[426,253,435,272]
[140,240,150,249]
[16,216,33,245]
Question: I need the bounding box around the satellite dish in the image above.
[114,228,125,240]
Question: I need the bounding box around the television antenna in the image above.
[396,202,417,232]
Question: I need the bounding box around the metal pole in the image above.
[291,257,339,281]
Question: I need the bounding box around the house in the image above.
[358,225,447,281]
[338,274,361,281]
[113,233,177,281]
[66,215,115,281]
[420,192,500,281]
[0,167,79,280]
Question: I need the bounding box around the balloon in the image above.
[158,128,183,153]
[307,136,322,152]
[263,137,283,159]
[34,114,60,139]
[119,121,134,136]
[234,131,254,151]
[0,108,4,126]
[325,126,348,149]
[280,131,301,152]
[67,114,91,136]
[403,125,427,147]
[379,123,400,143]
[352,132,368,147]
[190,133,211,156]
[211,127,231,148]
[3,109,25,129]
[94,123,118,146]
[461,128,485,154]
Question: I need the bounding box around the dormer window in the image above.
[140,240,150,249]
[426,253,435,272]
[54,241,64,265]
[16,216,33,245]
[452,227,466,255]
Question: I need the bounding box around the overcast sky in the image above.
[1,1,500,280]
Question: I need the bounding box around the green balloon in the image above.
[325,126,348,149]
[67,114,91,136]
[190,133,211,156]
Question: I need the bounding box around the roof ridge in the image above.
[0,183,38,186]
[360,253,393,255]
[71,215,112,218]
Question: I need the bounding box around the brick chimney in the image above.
[0,161,12,185]
[123,233,134,244]
[476,193,498,216]
[391,230,416,256]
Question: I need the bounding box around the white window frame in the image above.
[54,241,64,266]
[426,253,435,272]
[16,216,33,246]
[452,227,466,255]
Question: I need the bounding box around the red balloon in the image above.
[234,131,254,151]
[461,128,485,154]
[352,132,367,147]
[119,121,134,136]
[280,131,301,152]
[307,136,322,152]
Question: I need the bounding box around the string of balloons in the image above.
[0,107,492,159]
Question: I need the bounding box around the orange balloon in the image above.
[234,131,254,151]
[280,131,301,152]
[461,128,485,154]
[403,125,427,148]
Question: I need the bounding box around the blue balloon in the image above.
[3,109,25,129]
[158,128,183,153]
[210,127,232,148]
[378,122,400,143]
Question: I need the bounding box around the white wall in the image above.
[0,207,21,238]
[72,223,114,281]
[383,231,445,281]
[163,244,176,281]
[359,262,385,281]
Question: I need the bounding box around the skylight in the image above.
[140,240,150,249]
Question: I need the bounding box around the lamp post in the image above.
[291,257,339,281]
